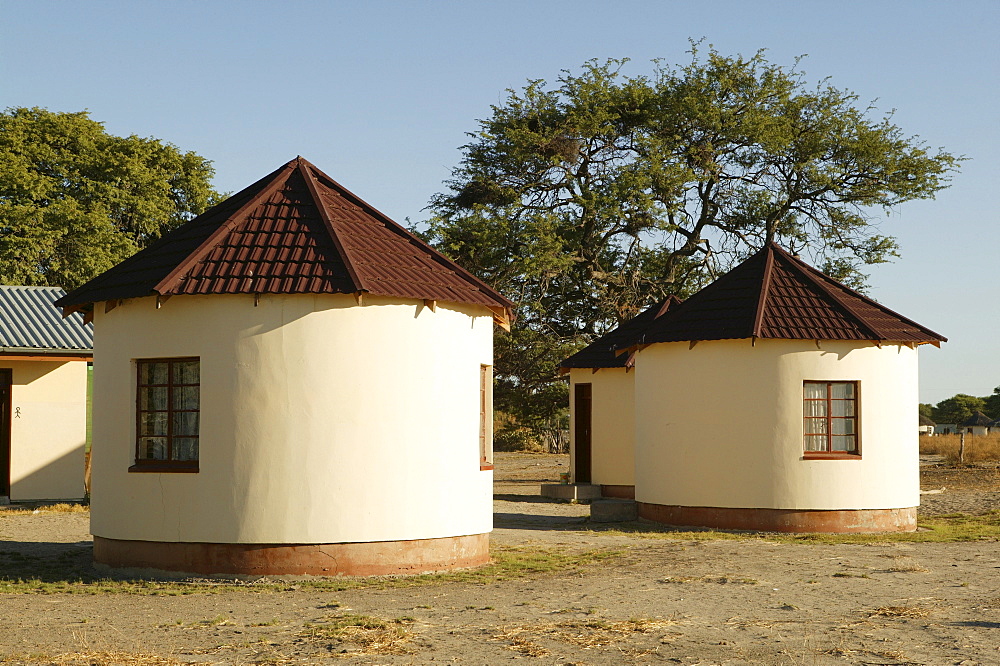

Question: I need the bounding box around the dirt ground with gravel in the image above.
[1,452,999,665]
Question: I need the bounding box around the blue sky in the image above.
[3,0,997,404]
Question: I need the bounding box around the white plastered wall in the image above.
[6,360,87,501]
[90,293,494,544]
[634,339,919,510]
[569,368,635,486]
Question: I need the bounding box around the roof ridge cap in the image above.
[751,246,776,338]
[153,159,298,295]
[297,159,368,293]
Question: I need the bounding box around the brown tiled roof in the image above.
[633,243,945,346]
[961,411,993,427]
[560,296,682,369]
[56,157,513,324]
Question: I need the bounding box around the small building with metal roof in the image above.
[0,286,92,502]
[57,157,513,575]
[562,243,945,533]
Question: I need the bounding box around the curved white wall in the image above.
[90,294,494,544]
[569,368,634,486]
[634,340,919,511]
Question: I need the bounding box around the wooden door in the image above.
[0,369,11,497]
[574,383,592,483]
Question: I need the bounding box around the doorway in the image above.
[0,369,11,497]
[573,383,592,483]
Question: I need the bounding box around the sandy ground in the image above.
[0,452,998,665]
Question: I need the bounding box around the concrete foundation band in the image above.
[93,533,490,576]
[600,484,636,499]
[637,503,917,533]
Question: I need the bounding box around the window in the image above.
[803,381,859,457]
[132,358,200,472]
[480,364,493,469]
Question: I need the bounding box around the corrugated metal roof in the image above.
[633,243,946,346]
[0,286,93,352]
[560,296,681,369]
[56,157,514,322]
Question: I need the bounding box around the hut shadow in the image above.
[493,512,588,530]
[951,620,1000,629]
[0,540,95,584]
[493,492,571,504]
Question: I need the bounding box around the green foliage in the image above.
[932,394,986,425]
[918,403,934,420]
[422,46,962,439]
[982,386,1000,420]
[0,107,219,289]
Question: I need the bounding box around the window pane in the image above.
[804,418,828,434]
[172,385,199,411]
[832,418,855,435]
[139,387,168,411]
[174,360,200,385]
[139,362,168,386]
[172,438,199,461]
[804,400,826,417]
[172,411,199,437]
[804,383,826,400]
[832,435,856,452]
[139,411,167,436]
[804,435,827,451]
[831,382,854,399]
[139,437,167,460]
[832,400,855,417]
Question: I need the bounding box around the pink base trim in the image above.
[93,533,490,576]
[637,503,917,533]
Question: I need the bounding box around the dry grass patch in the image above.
[495,617,682,656]
[920,433,1000,463]
[1,651,183,665]
[0,503,88,515]
[868,605,931,618]
[300,613,413,656]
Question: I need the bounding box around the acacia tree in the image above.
[932,394,987,425]
[0,107,219,289]
[422,48,962,445]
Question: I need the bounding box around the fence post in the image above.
[959,431,966,464]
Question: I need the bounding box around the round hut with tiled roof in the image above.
[621,243,945,533]
[960,411,993,436]
[57,157,513,575]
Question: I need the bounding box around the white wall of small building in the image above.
[90,293,494,545]
[5,359,87,501]
[568,367,635,487]
[633,339,920,511]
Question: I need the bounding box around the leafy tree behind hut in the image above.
[421,46,962,449]
[0,107,219,290]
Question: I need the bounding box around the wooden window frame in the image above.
[802,380,861,460]
[130,357,200,473]
[480,364,493,470]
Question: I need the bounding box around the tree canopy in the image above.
[421,47,962,447]
[0,107,219,290]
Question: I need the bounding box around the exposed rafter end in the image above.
[105,299,120,314]
[815,340,822,350]
[689,340,699,350]
[557,367,570,376]
[254,292,260,307]
[155,294,171,309]
[423,299,437,312]
[83,310,94,325]
[489,306,511,332]
[591,367,601,374]
[871,340,883,348]
[354,291,365,306]
[60,304,83,319]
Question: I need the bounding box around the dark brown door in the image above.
[0,369,11,497]
[574,383,592,483]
